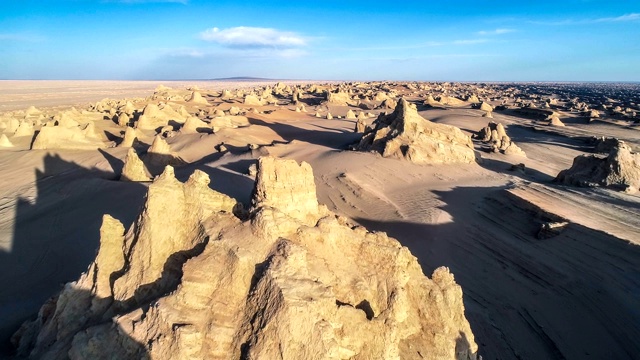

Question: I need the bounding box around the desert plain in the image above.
[0,80,639,359]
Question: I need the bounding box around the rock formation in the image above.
[31,126,107,150]
[590,137,623,153]
[119,127,137,148]
[180,116,209,134]
[117,113,130,127]
[346,109,356,119]
[187,91,209,105]
[120,148,151,182]
[548,115,565,127]
[144,135,184,171]
[325,91,356,106]
[244,94,263,106]
[12,157,478,360]
[13,121,34,137]
[474,121,526,157]
[137,103,186,130]
[555,142,640,193]
[0,133,14,147]
[356,98,476,164]
[479,102,494,112]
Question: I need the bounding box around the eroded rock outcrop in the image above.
[0,134,14,147]
[120,148,151,182]
[356,98,476,164]
[474,121,526,157]
[555,142,640,193]
[31,126,107,150]
[12,157,478,360]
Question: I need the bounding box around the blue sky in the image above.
[1,0,638,81]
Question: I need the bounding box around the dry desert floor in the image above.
[0,80,639,359]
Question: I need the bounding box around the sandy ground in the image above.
[0,80,317,112]
[0,81,639,359]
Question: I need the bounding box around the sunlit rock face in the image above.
[357,98,476,165]
[12,157,478,360]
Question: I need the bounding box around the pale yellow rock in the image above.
[549,116,565,126]
[357,98,476,164]
[119,127,137,148]
[474,121,526,157]
[13,158,478,360]
[326,91,355,106]
[148,135,172,155]
[209,115,249,130]
[31,126,106,150]
[117,113,130,127]
[13,121,34,137]
[244,94,263,106]
[0,134,14,147]
[187,91,209,104]
[181,116,209,134]
[251,156,322,226]
[346,109,356,119]
[145,135,184,169]
[120,148,151,182]
[479,102,494,112]
[355,118,366,133]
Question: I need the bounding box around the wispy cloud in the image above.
[476,28,515,36]
[200,26,307,49]
[531,12,640,25]
[594,13,640,22]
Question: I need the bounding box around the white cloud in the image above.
[594,13,640,23]
[477,28,515,35]
[530,13,640,25]
[200,26,307,48]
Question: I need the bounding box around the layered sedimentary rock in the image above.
[356,98,475,164]
[120,148,151,182]
[12,157,478,360]
[555,142,640,193]
[474,121,526,157]
[144,135,185,171]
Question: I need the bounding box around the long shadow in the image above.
[505,124,594,152]
[247,118,362,150]
[0,154,148,356]
[478,156,556,182]
[355,185,640,360]
[10,288,149,359]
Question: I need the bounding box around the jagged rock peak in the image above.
[120,148,151,182]
[356,98,475,164]
[251,156,321,225]
[12,159,479,360]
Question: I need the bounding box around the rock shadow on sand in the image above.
[355,185,640,360]
[0,153,148,356]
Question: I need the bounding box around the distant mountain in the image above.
[209,76,275,81]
